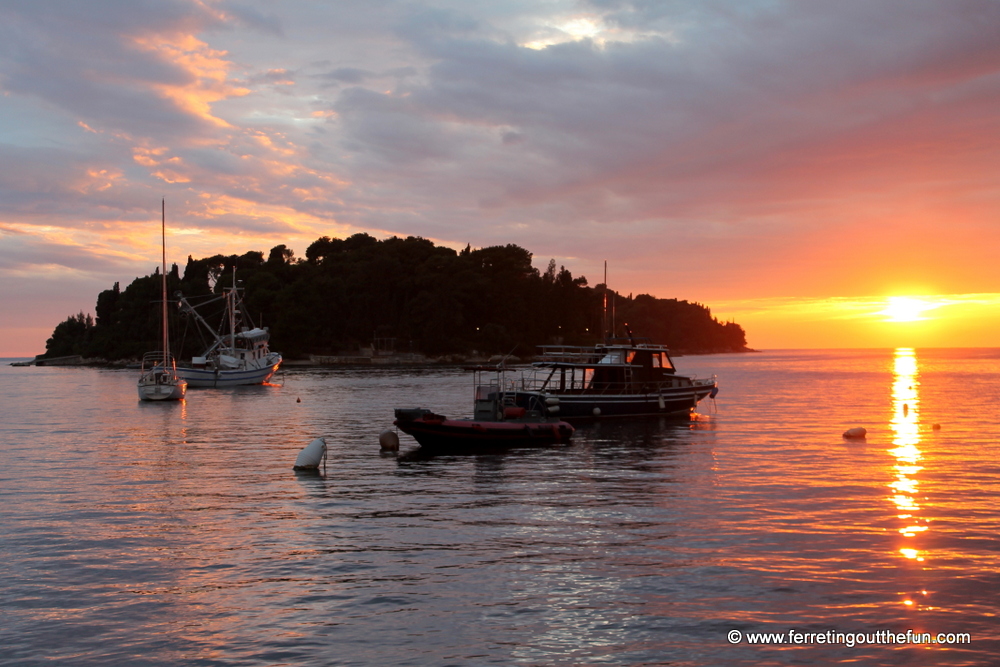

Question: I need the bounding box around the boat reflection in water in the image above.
[888,348,929,607]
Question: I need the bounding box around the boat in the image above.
[174,271,282,388]
[512,329,718,419]
[137,200,188,402]
[393,366,575,451]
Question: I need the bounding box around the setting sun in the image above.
[879,297,939,323]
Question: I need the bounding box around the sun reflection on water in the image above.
[889,348,927,564]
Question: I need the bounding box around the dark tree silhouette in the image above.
[43,236,749,360]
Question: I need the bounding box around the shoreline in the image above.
[8,347,758,368]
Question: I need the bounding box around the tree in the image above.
[44,312,94,357]
[43,236,750,360]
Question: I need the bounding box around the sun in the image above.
[879,297,938,322]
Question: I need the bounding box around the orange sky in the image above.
[2,2,999,356]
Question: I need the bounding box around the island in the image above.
[39,235,750,364]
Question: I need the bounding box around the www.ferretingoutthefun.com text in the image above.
[727,629,971,648]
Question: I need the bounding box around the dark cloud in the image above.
[318,67,374,85]
[247,68,295,86]
[221,2,284,36]
[329,0,1000,224]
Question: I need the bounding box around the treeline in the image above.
[44,234,749,360]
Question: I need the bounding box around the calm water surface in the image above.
[1,349,998,666]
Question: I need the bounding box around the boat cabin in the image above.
[525,340,691,394]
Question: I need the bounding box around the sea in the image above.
[1,349,998,666]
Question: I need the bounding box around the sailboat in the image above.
[137,200,188,401]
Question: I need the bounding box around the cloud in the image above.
[2,0,1000,353]
[318,67,375,86]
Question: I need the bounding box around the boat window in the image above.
[652,353,661,368]
[662,354,675,371]
[583,368,594,389]
[626,351,636,364]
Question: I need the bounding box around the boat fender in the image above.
[592,407,601,416]
[546,405,559,414]
[544,396,560,406]
[658,393,666,410]
[710,387,719,399]
[842,427,867,439]
[294,437,327,470]
[378,430,399,452]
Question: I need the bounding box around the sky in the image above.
[2,0,999,356]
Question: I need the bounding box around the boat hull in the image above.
[516,384,716,419]
[394,415,575,451]
[177,358,281,387]
[137,378,187,401]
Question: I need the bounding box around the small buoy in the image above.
[843,427,867,439]
[297,397,301,403]
[903,404,908,416]
[293,437,327,470]
[592,407,601,416]
[932,423,941,430]
[379,430,400,451]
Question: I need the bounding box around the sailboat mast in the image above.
[229,267,236,350]
[161,199,169,363]
[602,260,608,341]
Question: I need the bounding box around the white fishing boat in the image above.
[137,200,188,402]
[175,272,282,388]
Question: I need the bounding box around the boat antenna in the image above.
[602,260,608,342]
[611,291,616,341]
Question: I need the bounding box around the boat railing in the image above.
[517,369,716,394]
[535,346,608,364]
[140,351,178,370]
[695,375,718,387]
[536,342,672,365]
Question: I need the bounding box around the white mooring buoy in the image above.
[294,437,327,470]
[379,430,400,452]
[842,427,867,439]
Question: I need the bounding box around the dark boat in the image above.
[393,366,575,451]
[512,332,718,419]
